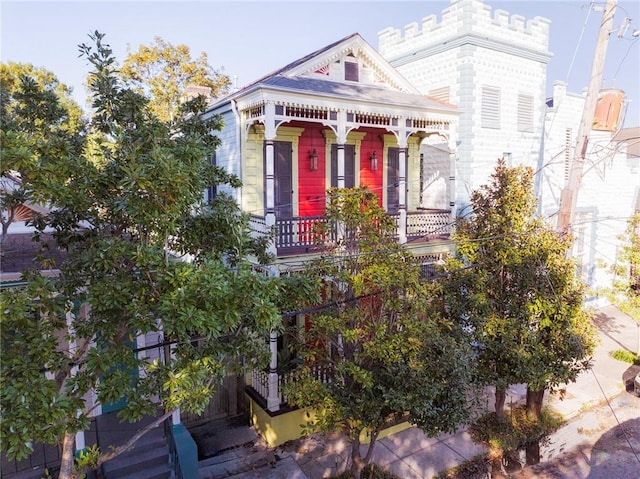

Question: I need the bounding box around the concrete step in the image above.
[197,445,275,479]
[102,427,172,479]
[105,461,172,479]
[189,417,258,460]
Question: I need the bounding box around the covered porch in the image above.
[249,209,452,256]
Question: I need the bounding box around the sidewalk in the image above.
[198,305,639,479]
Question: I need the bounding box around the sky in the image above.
[2,0,639,126]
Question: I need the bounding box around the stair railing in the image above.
[163,416,184,479]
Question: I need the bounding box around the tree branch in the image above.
[96,409,174,467]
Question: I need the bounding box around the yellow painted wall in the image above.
[244,125,264,214]
[248,397,316,447]
[248,395,414,447]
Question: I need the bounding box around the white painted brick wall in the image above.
[378,0,549,61]
[379,0,549,205]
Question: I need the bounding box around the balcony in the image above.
[249,210,451,256]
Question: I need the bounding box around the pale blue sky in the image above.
[2,0,639,126]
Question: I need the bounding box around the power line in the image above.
[589,367,640,464]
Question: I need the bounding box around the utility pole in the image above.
[556,0,618,233]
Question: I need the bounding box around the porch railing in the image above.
[251,365,333,407]
[275,216,333,251]
[249,210,451,255]
[406,210,451,239]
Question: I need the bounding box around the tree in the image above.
[0,32,312,479]
[440,161,596,426]
[285,187,474,479]
[121,36,231,122]
[604,213,640,356]
[0,62,85,247]
[609,214,640,316]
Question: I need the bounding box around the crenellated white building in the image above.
[379,0,551,210]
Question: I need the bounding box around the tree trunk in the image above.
[350,433,366,479]
[58,432,76,479]
[495,384,507,423]
[526,387,545,421]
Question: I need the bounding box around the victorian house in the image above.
[202,32,458,445]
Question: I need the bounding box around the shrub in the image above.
[611,349,640,365]
[469,406,564,457]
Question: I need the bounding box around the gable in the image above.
[284,34,418,93]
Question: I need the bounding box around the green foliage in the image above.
[286,187,475,478]
[439,161,597,416]
[0,62,86,248]
[610,349,640,365]
[75,444,100,475]
[1,31,314,475]
[435,454,491,479]
[604,213,640,325]
[469,406,564,457]
[121,36,231,122]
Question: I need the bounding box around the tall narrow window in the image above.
[517,93,534,132]
[481,86,501,129]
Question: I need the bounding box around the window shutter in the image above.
[481,86,501,129]
[517,93,534,132]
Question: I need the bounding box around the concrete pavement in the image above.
[198,305,640,478]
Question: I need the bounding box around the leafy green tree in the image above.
[0,32,312,479]
[285,187,474,479]
[604,213,640,355]
[440,161,596,424]
[121,36,231,122]
[609,214,640,317]
[0,62,85,247]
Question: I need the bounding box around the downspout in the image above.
[231,98,242,206]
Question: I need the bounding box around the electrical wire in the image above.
[589,367,640,464]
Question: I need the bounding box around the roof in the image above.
[260,75,457,113]
[206,32,448,115]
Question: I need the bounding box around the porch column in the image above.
[66,310,86,453]
[267,267,281,412]
[264,138,277,256]
[264,101,277,256]
[75,430,85,451]
[448,135,457,226]
[169,337,182,424]
[335,111,348,244]
[172,408,181,425]
[336,144,345,189]
[398,129,408,244]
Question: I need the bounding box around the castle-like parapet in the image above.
[378,0,550,61]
